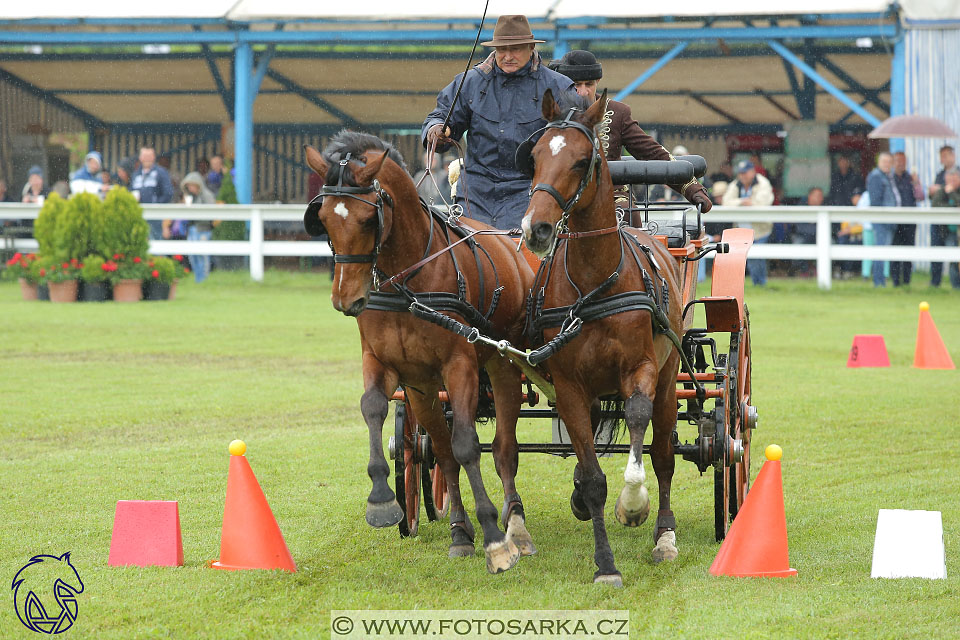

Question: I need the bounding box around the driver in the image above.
[549,50,712,212]
[422,15,579,229]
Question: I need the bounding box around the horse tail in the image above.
[474,367,496,424]
[596,397,626,455]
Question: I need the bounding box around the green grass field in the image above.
[2,271,959,639]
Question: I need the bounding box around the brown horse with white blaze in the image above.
[521,91,684,586]
[304,132,535,574]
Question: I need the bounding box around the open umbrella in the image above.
[868,114,958,139]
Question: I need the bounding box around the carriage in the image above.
[386,153,757,544]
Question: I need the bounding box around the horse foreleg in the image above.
[408,390,476,558]
[557,382,621,587]
[486,357,536,557]
[360,357,404,528]
[650,352,680,563]
[445,357,518,575]
[615,362,658,528]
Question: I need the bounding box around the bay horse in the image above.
[519,91,684,586]
[303,132,535,573]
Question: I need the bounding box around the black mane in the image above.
[320,130,408,186]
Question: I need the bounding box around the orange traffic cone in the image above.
[709,444,797,577]
[913,302,955,370]
[211,440,296,572]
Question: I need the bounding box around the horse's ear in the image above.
[353,150,389,186]
[541,89,561,122]
[582,88,608,128]
[304,145,329,176]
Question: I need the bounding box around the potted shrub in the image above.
[110,253,149,302]
[169,254,190,299]
[213,167,247,271]
[143,256,176,301]
[100,188,150,260]
[33,193,69,257]
[80,255,111,302]
[45,258,83,303]
[4,252,40,300]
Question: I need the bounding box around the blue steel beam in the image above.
[234,43,254,204]
[837,80,891,123]
[767,40,882,127]
[199,41,233,119]
[816,55,890,112]
[251,46,275,99]
[614,42,688,101]
[0,23,899,46]
[265,68,360,128]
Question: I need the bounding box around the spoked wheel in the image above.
[421,430,450,522]
[393,400,421,537]
[713,305,753,541]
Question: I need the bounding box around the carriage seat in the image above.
[656,218,704,248]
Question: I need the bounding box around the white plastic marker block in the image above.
[871,509,946,579]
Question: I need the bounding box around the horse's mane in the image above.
[548,92,592,125]
[321,130,409,186]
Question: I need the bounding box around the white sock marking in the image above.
[624,449,646,485]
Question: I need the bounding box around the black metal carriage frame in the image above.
[387,159,757,544]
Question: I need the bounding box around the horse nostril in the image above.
[532,222,554,245]
[345,298,367,317]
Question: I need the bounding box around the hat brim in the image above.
[481,37,545,46]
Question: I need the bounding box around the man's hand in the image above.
[946,183,956,194]
[683,181,713,212]
[427,124,452,147]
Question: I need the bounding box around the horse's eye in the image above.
[573,158,590,170]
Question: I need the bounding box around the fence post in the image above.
[250,208,264,281]
[816,209,831,290]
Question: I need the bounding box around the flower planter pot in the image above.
[49,280,79,303]
[38,284,50,301]
[18,278,38,301]
[168,280,178,300]
[113,279,143,302]
[81,281,111,302]
[143,280,170,301]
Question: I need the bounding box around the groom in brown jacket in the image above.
[549,50,712,212]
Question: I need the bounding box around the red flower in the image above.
[185,268,191,274]
[148,261,155,267]
[62,262,69,269]
[113,254,120,260]
[39,268,46,276]
[151,269,159,278]
[173,254,183,261]
[79,263,84,269]
[12,252,22,261]
[133,256,142,264]
[70,258,79,266]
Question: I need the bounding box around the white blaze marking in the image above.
[334,202,349,219]
[549,135,567,156]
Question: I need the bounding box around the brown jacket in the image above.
[600,99,670,163]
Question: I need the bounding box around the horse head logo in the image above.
[12,552,84,634]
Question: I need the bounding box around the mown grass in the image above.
[2,270,959,639]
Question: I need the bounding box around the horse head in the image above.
[520,88,609,257]
[305,140,397,316]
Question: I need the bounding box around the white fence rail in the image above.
[3,204,959,290]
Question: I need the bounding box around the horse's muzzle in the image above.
[525,221,556,258]
[342,297,368,317]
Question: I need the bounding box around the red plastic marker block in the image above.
[108,500,184,567]
[847,335,890,368]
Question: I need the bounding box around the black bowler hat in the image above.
[549,50,603,81]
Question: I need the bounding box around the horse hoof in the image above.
[570,492,591,522]
[485,538,520,574]
[506,513,537,557]
[652,530,678,563]
[593,572,623,588]
[365,499,404,528]
[614,487,650,528]
[449,544,475,558]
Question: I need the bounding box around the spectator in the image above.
[929,168,960,289]
[157,155,182,203]
[21,166,47,204]
[413,151,451,206]
[115,156,136,189]
[828,154,863,206]
[890,151,924,286]
[131,147,174,239]
[723,160,774,286]
[836,186,865,279]
[196,157,210,177]
[69,151,104,195]
[180,171,216,283]
[793,186,824,276]
[206,154,224,194]
[0,178,14,203]
[709,161,734,185]
[866,152,901,287]
[929,145,959,288]
[99,171,113,198]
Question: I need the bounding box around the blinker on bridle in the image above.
[302,153,395,264]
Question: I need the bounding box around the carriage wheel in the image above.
[394,400,421,537]
[421,432,450,522]
[730,305,753,520]
[713,373,732,542]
